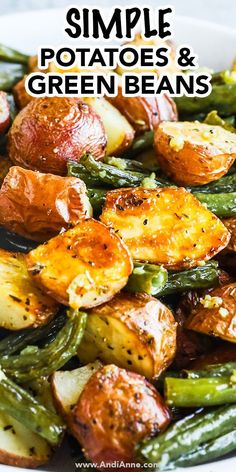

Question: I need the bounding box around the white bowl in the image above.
[0,8,236,472]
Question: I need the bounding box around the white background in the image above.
[0,0,235,29]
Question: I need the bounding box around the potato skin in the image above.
[154,122,236,186]
[82,97,134,156]
[70,365,171,468]
[26,219,133,308]
[78,292,177,378]
[0,249,59,330]
[100,187,230,269]
[0,166,92,241]
[108,87,177,134]
[0,92,10,134]
[222,218,236,252]
[0,155,12,186]
[185,283,236,342]
[7,97,107,175]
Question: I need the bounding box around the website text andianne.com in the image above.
[75,461,159,469]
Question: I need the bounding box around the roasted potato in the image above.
[154,121,236,186]
[7,97,107,175]
[0,92,10,134]
[0,166,92,241]
[51,361,102,417]
[100,187,230,269]
[69,365,171,467]
[217,218,236,274]
[222,217,236,252]
[13,76,34,109]
[77,292,177,379]
[0,412,51,468]
[107,86,177,134]
[82,97,134,155]
[185,282,236,342]
[0,155,12,186]
[0,249,58,330]
[116,33,178,76]
[26,218,133,308]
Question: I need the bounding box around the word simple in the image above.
[65,6,173,40]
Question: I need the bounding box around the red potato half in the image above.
[100,187,230,270]
[0,412,51,468]
[77,292,177,379]
[26,218,133,309]
[108,85,177,134]
[0,166,92,241]
[82,97,135,155]
[7,97,107,175]
[0,92,10,134]
[154,121,236,186]
[69,365,171,468]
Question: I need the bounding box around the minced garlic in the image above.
[197,260,206,266]
[169,136,185,152]
[199,294,223,309]
[141,173,157,189]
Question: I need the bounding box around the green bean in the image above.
[67,161,108,187]
[0,44,29,65]
[0,374,65,445]
[191,172,236,193]
[138,404,236,467]
[204,110,236,132]
[157,261,219,297]
[123,130,154,157]
[195,192,236,217]
[7,93,18,121]
[126,262,168,296]
[0,311,66,356]
[87,188,107,214]
[80,154,172,188]
[0,310,87,382]
[183,362,236,379]
[0,65,26,91]
[104,156,150,173]
[165,376,236,407]
[173,430,236,468]
[175,82,236,119]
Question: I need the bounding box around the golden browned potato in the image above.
[77,292,176,379]
[0,166,92,241]
[222,217,236,252]
[69,365,171,466]
[13,76,34,109]
[185,282,236,342]
[26,219,133,308]
[0,92,10,134]
[0,155,12,186]
[100,187,230,270]
[107,86,177,134]
[0,412,52,468]
[7,97,107,175]
[82,97,134,155]
[154,121,236,186]
[51,362,102,418]
[0,249,58,330]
